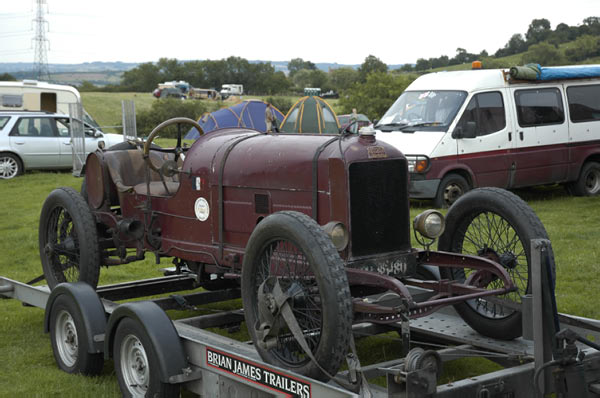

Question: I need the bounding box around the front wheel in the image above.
[241,211,352,381]
[49,294,104,375]
[39,187,101,289]
[433,173,470,208]
[438,187,554,340]
[114,318,180,398]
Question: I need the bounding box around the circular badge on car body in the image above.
[194,197,210,221]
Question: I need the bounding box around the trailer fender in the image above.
[104,301,187,384]
[44,282,106,354]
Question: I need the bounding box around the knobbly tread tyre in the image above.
[39,187,101,290]
[433,173,470,208]
[49,294,103,375]
[438,187,554,340]
[241,211,352,382]
[571,161,600,196]
[113,318,179,398]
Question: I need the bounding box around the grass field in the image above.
[1,163,599,395]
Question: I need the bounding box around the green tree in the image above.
[526,18,552,45]
[329,67,359,91]
[288,58,316,78]
[565,35,600,62]
[121,62,161,91]
[415,58,431,71]
[136,99,209,137]
[338,72,416,121]
[522,41,565,65]
[358,55,387,82]
[0,73,16,81]
[292,69,327,90]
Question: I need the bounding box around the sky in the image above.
[0,0,599,66]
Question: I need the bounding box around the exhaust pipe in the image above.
[117,219,144,240]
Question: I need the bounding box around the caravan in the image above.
[376,64,600,207]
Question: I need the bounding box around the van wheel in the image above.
[570,161,600,196]
[433,174,470,208]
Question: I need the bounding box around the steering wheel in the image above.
[143,117,204,174]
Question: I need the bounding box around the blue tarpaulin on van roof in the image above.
[510,64,600,81]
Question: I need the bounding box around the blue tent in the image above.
[185,100,285,139]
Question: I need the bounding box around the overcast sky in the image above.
[1,0,598,66]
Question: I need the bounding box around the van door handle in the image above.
[519,131,524,140]
[508,132,512,141]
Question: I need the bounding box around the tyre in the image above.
[433,173,470,208]
[49,294,103,375]
[241,211,352,381]
[0,152,23,179]
[570,161,600,196]
[114,317,179,398]
[39,187,101,290]
[438,187,553,340]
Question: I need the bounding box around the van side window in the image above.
[456,92,506,136]
[567,85,600,123]
[514,88,564,127]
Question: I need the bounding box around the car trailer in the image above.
[1,239,600,398]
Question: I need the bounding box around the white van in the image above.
[0,80,99,127]
[376,64,600,207]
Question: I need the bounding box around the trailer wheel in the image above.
[39,187,101,290]
[49,294,103,375]
[438,187,554,340]
[113,317,179,398]
[242,211,352,382]
[433,173,470,208]
[570,161,600,196]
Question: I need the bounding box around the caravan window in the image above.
[456,92,506,137]
[567,85,600,123]
[2,94,23,108]
[514,88,564,127]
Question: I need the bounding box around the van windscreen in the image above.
[377,90,467,132]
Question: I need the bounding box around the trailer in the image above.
[1,239,599,397]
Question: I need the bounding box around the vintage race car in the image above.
[39,117,551,391]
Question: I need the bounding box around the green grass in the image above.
[1,169,599,396]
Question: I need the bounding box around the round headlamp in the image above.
[413,210,445,239]
[322,221,349,251]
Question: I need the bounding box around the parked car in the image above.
[375,64,600,207]
[338,113,371,133]
[320,90,339,99]
[0,111,122,179]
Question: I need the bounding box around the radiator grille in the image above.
[349,159,411,257]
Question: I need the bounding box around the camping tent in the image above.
[185,99,284,139]
[279,96,340,134]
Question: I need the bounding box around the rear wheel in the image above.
[438,187,553,340]
[570,161,600,196]
[241,211,352,381]
[114,317,179,398]
[39,187,100,289]
[433,173,470,208]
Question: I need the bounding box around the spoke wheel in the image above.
[242,211,352,381]
[438,187,554,340]
[39,187,100,289]
[0,153,22,179]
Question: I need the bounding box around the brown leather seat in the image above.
[103,149,180,197]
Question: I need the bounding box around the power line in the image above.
[32,0,50,81]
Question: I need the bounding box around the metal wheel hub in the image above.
[444,183,463,204]
[0,157,17,178]
[585,169,600,194]
[121,335,149,396]
[55,310,78,367]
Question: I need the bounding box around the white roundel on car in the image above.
[194,197,210,221]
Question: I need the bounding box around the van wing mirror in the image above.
[452,122,477,139]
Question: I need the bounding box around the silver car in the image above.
[0,111,122,179]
